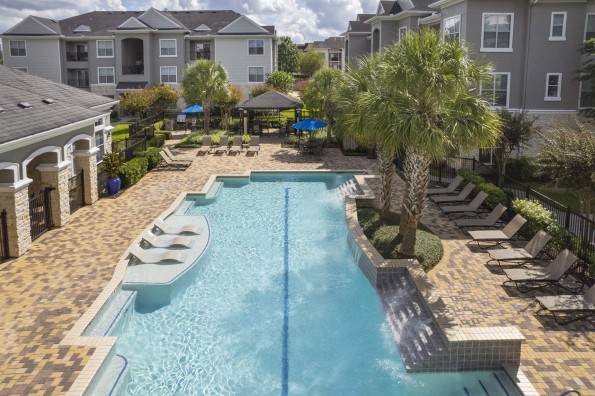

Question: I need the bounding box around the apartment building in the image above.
[1,8,277,98]
[342,14,374,67]
[303,37,345,70]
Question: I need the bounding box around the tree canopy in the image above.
[151,84,178,112]
[265,71,295,93]
[298,49,325,77]
[494,109,537,181]
[278,36,299,73]
[216,84,243,131]
[308,68,343,143]
[119,89,155,120]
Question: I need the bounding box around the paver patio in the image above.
[0,135,593,395]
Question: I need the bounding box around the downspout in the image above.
[520,0,538,157]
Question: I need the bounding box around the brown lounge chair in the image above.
[536,284,595,324]
[431,182,475,203]
[197,135,212,155]
[427,175,464,195]
[440,191,488,216]
[227,136,243,155]
[486,230,552,267]
[247,136,260,155]
[454,204,507,230]
[214,135,229,154]
[159,151,191,169]
[502,249,579,293]
[467,214,527,248]
[163,147,192,165]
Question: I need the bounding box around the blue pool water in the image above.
[115,173,519,395]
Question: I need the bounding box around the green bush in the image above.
[156,130,172,140]
[505,157,534,182]
[118,157,148,188]
[147,134,165,148]
[456,168,485,187]
[136,147,162,170]
[476,182,507,209]
[588,254,595,277]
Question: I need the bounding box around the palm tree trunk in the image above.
[399,148,431,257]
[377,147,395,219]
[204,105,210,134]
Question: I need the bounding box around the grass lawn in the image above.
[111,124,130,142]
[357,206,444,271]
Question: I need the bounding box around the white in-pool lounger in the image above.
[129,246,187,264]
[141,230,197,249]
[154,218,203,235]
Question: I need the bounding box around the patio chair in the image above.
[227,136,243,155]
[159,151,191,170]
[154,218,203,235]
[197,135,212,155]
[440,191,488,216]
[214,135,229,154]
[163,147,192,165]
[129,245,187,264]
[536,284,595,325]
[247,136,260,155]
[486,230,552,267]
[141,230,197,249]
[430,183,475,203]
[427,175,464,195]
[466,214,527,248]
[502,249,579,293]
[454,204,507,230]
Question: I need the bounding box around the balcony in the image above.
[68,78,90,88]
[66,51,88,62]
[190,50,211,61]
[121,38,145,76]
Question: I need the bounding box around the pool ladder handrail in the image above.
[560,390,581,396]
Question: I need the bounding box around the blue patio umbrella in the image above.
[182,104,204,113]
[292,118,328,141]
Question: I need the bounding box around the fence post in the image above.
[80,169,85,206]
[438,162,442,184]
[44,187,54,228]
[565,206,571,229]
[526,185,531,200]
[1,209,9,259]
[472,157,476,171]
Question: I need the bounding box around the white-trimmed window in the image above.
[481,72,510,108]
[160,39,177,57]
[98,67,115,84]
[160,66,177,84]
[580,78,595,108]
[248,39,264,55]
[481,13,513,52]
[248,66,264,82]
[9,40,26,56]
[544,73,562,101]
[399,26,408,41]
[549,12,566,41]
[585,14,595,41]
[95,129,105,163]
[97,40,114,57]
[443,15,461,42]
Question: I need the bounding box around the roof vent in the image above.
[51,19,58,23]
[0,107,4,113]
[195,24,211,31]
[42,98,55,105]
[18,102,32,109]
[74,24,91,33]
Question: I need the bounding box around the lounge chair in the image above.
[430,183,475,203]
[466,214,527,248]
[427,175,464,195]
[227,136,243,155]
[454,204,507,230]
[129,246,187,264]
[159,151,191,169]
[487,230,552,266]
[197,135,212,155]
[247,136,260,155]
[440,191,488,216]
[502,249,579,293]
[163,147,192,165]
[536,285,595,324]
[154,218,203,235]
[214,135,229,154]
[141,230,197,249]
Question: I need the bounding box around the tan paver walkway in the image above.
[0,137,593,395]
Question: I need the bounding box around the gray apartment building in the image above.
[1,8,277,99]
[342,0,595,160]
[303,37,345,70]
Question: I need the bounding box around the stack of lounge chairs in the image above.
[197,135,260,156]
[159,147,192,170]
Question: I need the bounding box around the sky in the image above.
[0,0,377,43]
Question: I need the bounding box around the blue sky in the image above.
[0,0,377,43]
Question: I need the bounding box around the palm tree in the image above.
[309,68,344,144]
[182,60,229,134]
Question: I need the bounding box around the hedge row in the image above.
[455,169,507,210]
[119,157,148,188]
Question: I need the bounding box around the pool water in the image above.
[115,173,519,395]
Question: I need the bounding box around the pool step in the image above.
[83,290,136,337]
[89,353,130,396]
[463,373,517,396]
[335,179,362,199]
[205,181,223,200]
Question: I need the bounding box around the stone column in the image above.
[73,149,99,205]
[0,180,33,257]
[243,110,248,135]
[37,161,71,228]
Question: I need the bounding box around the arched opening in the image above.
[22,147,61,196]
[0,163,20,185]
[122,38,144,75]
[372,29,380,53]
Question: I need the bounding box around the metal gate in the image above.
[0,209,8,261]
[29,188,53,241]
[69,170,84,213]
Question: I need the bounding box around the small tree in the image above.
[250,84,273,97]
[119,89,156,121]
[308,68,344,143]
[297,79,322,120]
[151,84,178,113]
[216,85,243,131]
[494,109,537,184]
[535,122,595,218]
[298,49,325,77]
[266,71,295,93]
[577,38,595,118]
[278,36,299,73]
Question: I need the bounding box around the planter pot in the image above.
[106,176,121,196]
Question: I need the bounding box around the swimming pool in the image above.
[113,172,520,395]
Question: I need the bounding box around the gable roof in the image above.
[312,37,344,50]
[348,20,371,33]
[3,16,59,36]
[117,17,150,30]
[0,66,117,146]
[239,90,302,110]
[217,15,269,34]
[138,7,185,30]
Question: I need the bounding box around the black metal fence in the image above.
[29,188,53,241]
[112,137,148,162]
[0,209,9,261]
[69,170,85,213]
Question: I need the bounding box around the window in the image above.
[585,14,595,41]
[98,67,115,84]
[97,40,114,57]
[481,72,510,108]
[9,40,26,56]
[544,73,562,101]
[481,13,513,51]
[160,66,177,84]
[95,129,105,163]
[248,66,264,82]
[580,78,595,108]
[399,26,407,41]
[443,15,461,42]
[195,43,211,59]
[549,12,566,40]
[478,148,494,165]
[248,39,264,55]
[160,39,177,57]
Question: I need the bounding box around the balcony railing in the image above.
[66,52,88,62]
[190,51,211,60]
[68,79,90,88]
[122,64,144,75]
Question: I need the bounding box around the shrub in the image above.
[250,84,273,97]
[476,182,507,209]
[118,157,148,188]
[136,147,162,170]
[100,152,122,178]
[456,168,485,187]
[147,134,165,148]
[156,130,172,140]
[505,157,534,182]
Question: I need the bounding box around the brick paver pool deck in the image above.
[0,136,593,395]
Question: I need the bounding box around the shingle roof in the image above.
[239,90,302,110]
[348,20,371,33]
[0,66,117,146]
[357,14,375,22]
[312,37,344,50]
[115,81,149,90]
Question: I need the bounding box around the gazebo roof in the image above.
[239,90,303,110]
